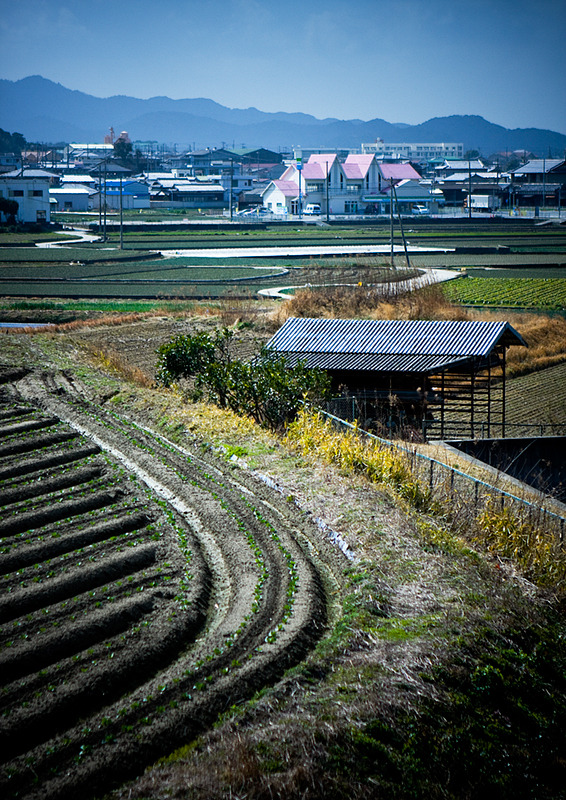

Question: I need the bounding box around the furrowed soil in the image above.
[1,309,566,800]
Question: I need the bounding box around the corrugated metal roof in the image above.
[276,351,467,373]
[266,318,526,373]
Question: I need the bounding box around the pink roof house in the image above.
[260,153,429,215]
[379,163,422,184]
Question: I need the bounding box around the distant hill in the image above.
[1,75,565,156]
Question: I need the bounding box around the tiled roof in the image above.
[301,163,327,179]
[342,163,364,179]
[308,154,337,167]
[512,159,564,175]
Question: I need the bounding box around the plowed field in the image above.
[0,368,343,800]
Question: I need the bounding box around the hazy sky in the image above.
[1,0,565,133]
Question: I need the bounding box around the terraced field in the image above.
[0,368,342,800]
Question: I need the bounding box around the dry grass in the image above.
[2,312,157,334]
[503,313,566,377]
[86,345,154,388]
[276,282,469,324]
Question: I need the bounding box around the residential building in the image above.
[0,170,53,222]
[0,154,21,174]
[60,174,97,188]
[147,176,225,209]
[262,153,433,216]
[505,159,566,209]
[511,159,566,185]
[92,179,150,210]
[49,184,94,212]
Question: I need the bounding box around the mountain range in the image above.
[1,75,565,157]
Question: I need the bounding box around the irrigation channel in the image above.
[0,368,345,800]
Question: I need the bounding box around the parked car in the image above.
[303,204,321,215]
[411,205,430,215]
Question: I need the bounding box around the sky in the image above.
[1,0,565,133]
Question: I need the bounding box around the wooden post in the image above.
[502,347,506,437]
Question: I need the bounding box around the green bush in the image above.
[155,328,330,431]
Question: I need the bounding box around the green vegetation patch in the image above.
[443,276,566,309]
[0,247,149,264]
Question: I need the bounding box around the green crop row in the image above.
[443,277,566,309]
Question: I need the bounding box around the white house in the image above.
[0,172,53,222]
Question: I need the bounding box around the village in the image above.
[1,128,566,224]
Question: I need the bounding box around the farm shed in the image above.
[265,317,527,440]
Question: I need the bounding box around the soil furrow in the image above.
[0,373,342,800]
[0,544,157,623]
[0,416,61,438]
[0,488,123,537]
[0,511,150,573]
[0,464,104,507]
[0,594,156,684]
[0,429,79,458]
[0,443,101,481]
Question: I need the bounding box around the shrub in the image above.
[155,329,330,431]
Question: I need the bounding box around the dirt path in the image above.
[0,368,344,800]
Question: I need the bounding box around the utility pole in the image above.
[468,158,472,220]
[326,159,330,223]
[392,182,411,271]
[296,148,303,219]
[98,162,102,233]
[390,181,395,268]
[229,159,233,221]
[542,156,546,212]
[119,176,123,250]
[103,160,107,243]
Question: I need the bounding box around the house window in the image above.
[33,190,43,197]
[10,189,24,197]
[306,183,322,192]
[346,184,360,193]
[345,201,358,213]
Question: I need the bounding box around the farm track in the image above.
[0,369,342,800]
